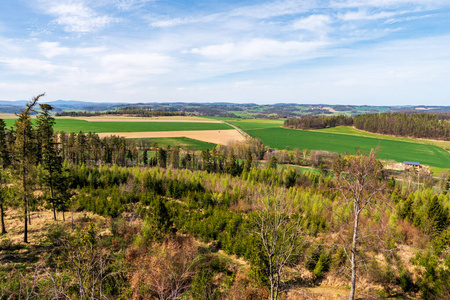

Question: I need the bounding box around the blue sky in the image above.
[0,0,449,105]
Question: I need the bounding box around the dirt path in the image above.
[96,129,247,145]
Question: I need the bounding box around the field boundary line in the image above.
[222,121,250,140]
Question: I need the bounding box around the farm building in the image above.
[403,161,421,170]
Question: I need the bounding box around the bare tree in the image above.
[332,149,386,300]
[252,193,303,300]
[59,223,118,299]
[128,237,199,300]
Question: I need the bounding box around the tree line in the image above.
[55,106,186,117]
[284,112,450,140]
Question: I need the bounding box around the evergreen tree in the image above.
[143,149,148,166]
[426,195,448,236]
[170,146,180,169]
[243,149,253,173]
[0,119,11,168]
[158,147,167,168]
[0,169,9,234]
[14,93,44,243]
[225,150,237,176]
[55,168,73,222]
[143,197,174,242]
[37,103,62,220]
[268,156,277,169]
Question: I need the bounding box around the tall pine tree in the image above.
[0,119,11,168]
[14,93,44,243]
[37,103,62,221]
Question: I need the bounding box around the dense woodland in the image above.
[55,107,186,118]
[1,96,450,299]
[284,113,450,141]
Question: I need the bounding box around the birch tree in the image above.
[332,149,385,300]
[252,194,303,300]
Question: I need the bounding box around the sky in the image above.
[0,0,449,105]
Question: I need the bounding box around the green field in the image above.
[136,137,216,151]
[206,118,450,169]
[3,115,448,169]
[316,126,450,150]
[2,119,231,132]
[246,127,450,169]
[225,118,285,130]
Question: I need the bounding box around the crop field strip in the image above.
[2,118,232,133]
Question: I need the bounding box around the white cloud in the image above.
[73,46,108,56]
[338,10,397,20]
[0,57,76,75]
[89,52,173,86]
[40,1,115,32]
[38,41,70,58]
[191,38,327,61]
[0,37,23,54]
[150,17,194,28]
[384,13,433,24]
[330,0,447,9]
[149,13,220,28]
[115,0,154,11]
[102,52,172,73]
[230,0,315,19]
[292,15,332,33]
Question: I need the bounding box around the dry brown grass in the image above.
[0,113,17,119]
[0,208,106,246]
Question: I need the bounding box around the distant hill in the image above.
[0,100,449,118]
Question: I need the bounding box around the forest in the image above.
[284,113,450,141]
[1,95,450,299]
[55,107,186,118]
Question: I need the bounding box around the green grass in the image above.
[221,118,284,130]
[246,127,450,169]
[203,117,284,130]
[2,119,231,132]
[316,126,450,150]
[136,137,216,151]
